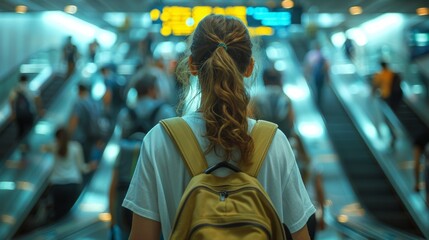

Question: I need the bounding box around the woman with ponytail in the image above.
[123,14,315,240]
[42,127,96,220]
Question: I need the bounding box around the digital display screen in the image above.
[150,6,301,36]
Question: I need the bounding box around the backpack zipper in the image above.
[171,185,287,239]
[171,186,264,232]
[189,221,272,239]
[219,191,229,201]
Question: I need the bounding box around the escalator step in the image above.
[319,86,421,236]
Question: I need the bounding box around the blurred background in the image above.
[0,0,428,239]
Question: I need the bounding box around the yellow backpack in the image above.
[160,117,286,240]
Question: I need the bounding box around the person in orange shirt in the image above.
[372,61,394,102]
[372,60,399,148]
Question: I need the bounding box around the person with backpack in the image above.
[123,15,315,240]
[63,36,79,77]
[101,65,126,121]
[117,73,177,140]
[68,84,104,165]
[249,66,295,137]
[9,74,44,140]
[372,60,402,111]
[250,67,322,238]
[109,73,176,239]
[372,60,401,148]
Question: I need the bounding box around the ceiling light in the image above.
[349,6,363,15]
[15,5,27,14]
[416,8,428,16]
[65,5,78,14]
[282,0,294,9]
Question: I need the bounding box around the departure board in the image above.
[150,6,300,36]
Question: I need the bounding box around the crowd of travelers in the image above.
[5,13,429,240]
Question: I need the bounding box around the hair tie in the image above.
[217,42,228,50]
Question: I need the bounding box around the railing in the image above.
[318,30,427,239]
[0,48,61,132]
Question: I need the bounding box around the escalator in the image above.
[288,34,310,63]
[0,73,68,162]
[320,86,423,237]
[395,100,429,141]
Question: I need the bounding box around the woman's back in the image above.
[123,112,314,237]
[50,141,85,184]
[123,14,315,240]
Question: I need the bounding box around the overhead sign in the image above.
[150,6,294,36]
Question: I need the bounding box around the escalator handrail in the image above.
[324,204,422,240]
[0,66,84,240]
[285,36,421,239]
[402,96,429,129]
[0,48,59,84]
[318,31,427,238]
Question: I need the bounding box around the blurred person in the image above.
[372,60,401,111]
[109,133,144,240]
[304,42,330,109]
[109,73,176,239]
[127,55,177,107]
[138,33,154,65]
[249,67,295,137]
[118,73,177,139]
[289,135,326,236]
[42,127,97,220]
[123,15,314,240]
[343,37,355,60]
[148,56,176,105]
[413,131,429,207]
[9,74,44,140]
[372,60,401,147]
[250,67,321,238]
[100,65,125,120]
[88,39,100,62]
[63,36,79,77]
[68,84,104,164]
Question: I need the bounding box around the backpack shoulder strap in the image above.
[160,117,207,176]
[240,120,278,177]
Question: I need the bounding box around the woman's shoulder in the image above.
[146,113,203,138]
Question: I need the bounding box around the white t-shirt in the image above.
[123,112,316,237]
[48,141,89,185]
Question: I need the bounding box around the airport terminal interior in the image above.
[0,0,429,239]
